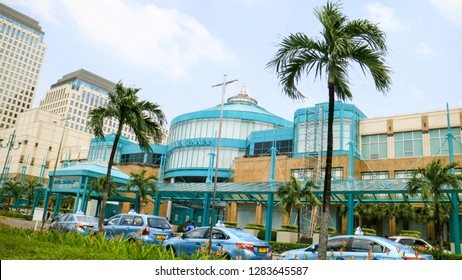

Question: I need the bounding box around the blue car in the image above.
[50,213,98,235]
[163,226,272,260]
[280,235,434,260]
[103,213,173,244]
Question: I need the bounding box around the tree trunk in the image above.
[297,207,301,243]
[435,198,443,249]
[97,131,122,232]
[317,84,335,260]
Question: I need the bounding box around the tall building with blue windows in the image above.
[0,3,47,129]
[39,69,139,142]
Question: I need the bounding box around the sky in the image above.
[4,0,462,124]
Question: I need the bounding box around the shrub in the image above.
[224,221,237,228]
[313,225,336,235]
[400,230,421,237]
[258,229,277,241]
[362,228,376,236]
[244,223,265,230]
[278,224,298,232]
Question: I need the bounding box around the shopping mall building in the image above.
[1,86,461,248]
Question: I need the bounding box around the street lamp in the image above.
[208,74,237,250]
[41,115,70,230]
[0,130,22,183]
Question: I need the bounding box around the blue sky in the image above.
[4,0,462,124]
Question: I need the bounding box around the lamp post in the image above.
[0,130,22,183]
[208,74,237,250]
[41,115,70,230]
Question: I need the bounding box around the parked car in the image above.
[50,213,98,235]
[388,236,432,250]
[280,235,434,260]
[103,213,173,244]
[163,226,272,260]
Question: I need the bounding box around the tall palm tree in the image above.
[0,179,26,209]
[406,158,462,249]
[276,177,321,242]
[125,169,158,213]
[267,1,391,259]
[23,179,43,215]
[88,82,166,231]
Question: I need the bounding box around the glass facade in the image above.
[430,128,462,155]
[394,131,423,158]
[361,134,388,159]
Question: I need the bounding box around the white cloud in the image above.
[61,0,235,78]
[364,3,400,32]
[416,43,436,57]
[6,0,235,79]
[428,0,462,28]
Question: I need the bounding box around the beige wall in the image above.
[0,109,91,183]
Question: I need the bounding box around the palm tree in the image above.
[88,82,166,231]
[1,179,26,209]
[23,179,43,215]
[406,159,462,249]
[276,177,321,242]
[125,169,158,213]
[86,175,119,216]
[267,1,391,259]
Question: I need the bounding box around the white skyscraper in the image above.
[0,3,47,129]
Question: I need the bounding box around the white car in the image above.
[388,236,432,249]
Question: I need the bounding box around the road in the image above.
[0,216,50,231]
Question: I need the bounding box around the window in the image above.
[394,170,414,179]
[361,134,387,159]
[430,128,462,155]
[394,131,422,158]
[291,169,314,180]
[361,171,389,180]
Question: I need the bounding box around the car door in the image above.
[207,229,229,254]
[347,237,394,260]
[104,215,121,238]
[176,228,208,256]
[113,214,137,238]
[324,237,351,260]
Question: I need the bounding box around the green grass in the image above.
[0,223,220,260]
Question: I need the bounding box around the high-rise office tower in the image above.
[0,4,47,129]
[39,69,139,142]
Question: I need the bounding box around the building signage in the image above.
[171,139,214,150]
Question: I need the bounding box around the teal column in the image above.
[134,192,140,213]
[202,193,210,226]
[269,143,276,187]
[20,155,28,183]
[80,177,89,212]
[206,151,215,183]
[348,140,355,182]
[265,193,274,241]
[54,194,62,215]
[347,193,354,235]
[31,189,41,214]
[158,154,166,185]
[154,192,161,215]
[446,103,460,254]
[73,176,83,213]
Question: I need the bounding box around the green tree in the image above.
[1,179,26,209]
[406,159,462,249]
[88,82,166,231]
[125,169,158,214]
[267,1,391,259]
[87,176,119,213]
[23,179,43,215]
[276,177,320,242]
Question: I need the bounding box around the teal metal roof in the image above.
[148,179,462,205]
[54,163,130,183]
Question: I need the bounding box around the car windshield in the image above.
[76,216,98,223]
[147,217,170,229]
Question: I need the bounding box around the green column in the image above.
[265,193,274,241]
